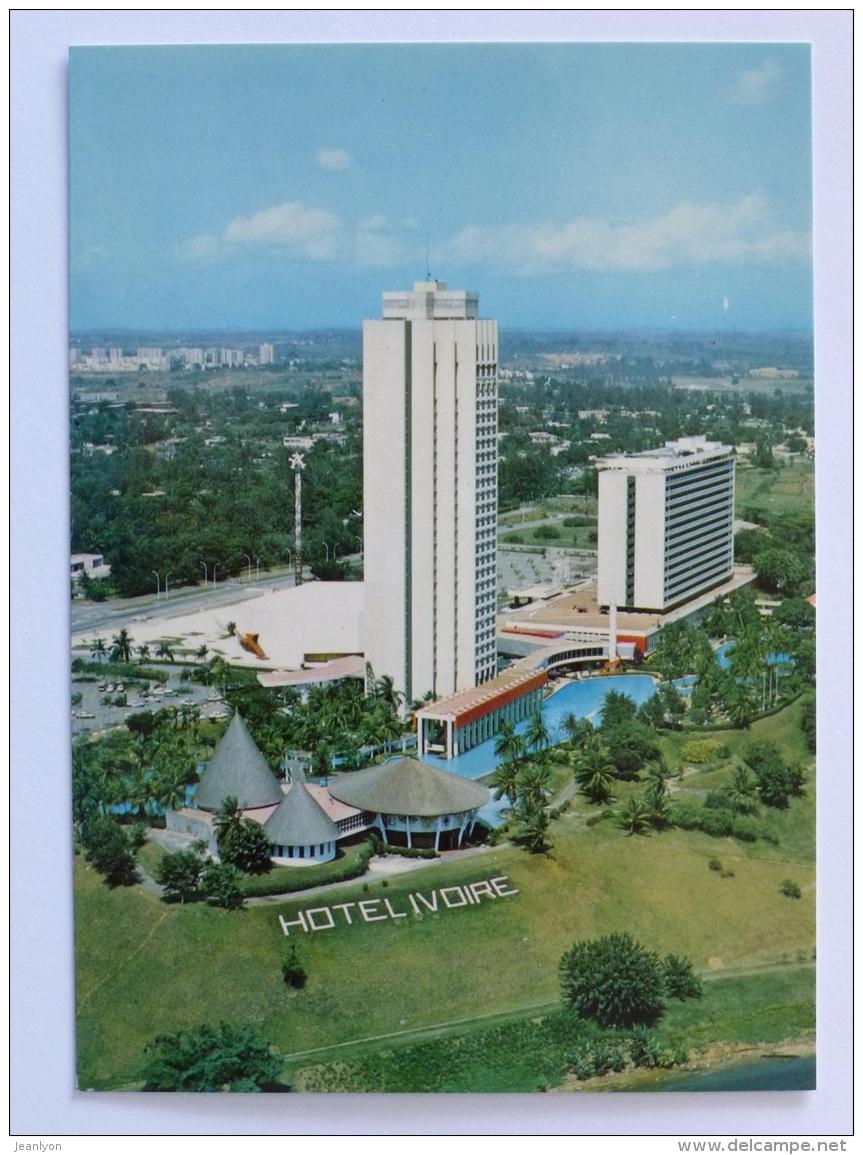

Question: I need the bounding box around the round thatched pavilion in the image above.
[328,756,489,850]
[192,712,283,813]
[264,782,340,865]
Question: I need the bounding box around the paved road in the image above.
[71,570,300,637]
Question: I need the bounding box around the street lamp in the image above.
[164,573,173,598]
[200,561,209,586]
[243,553,252,581]
[152,571,161,598]
[213,563,221,584]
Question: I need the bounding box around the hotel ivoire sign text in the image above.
[278,876,519,936]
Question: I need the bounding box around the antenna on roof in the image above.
[425,233,431,280]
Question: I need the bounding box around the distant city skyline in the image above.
[70,43,812,332]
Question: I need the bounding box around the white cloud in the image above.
[728,58,782,105]
[223,201,341,259]
[179,233,221,261]
[316,147,351,171]
[443,196,810,275]
[354,214,407,268]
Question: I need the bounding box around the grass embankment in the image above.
[292,965,814,1092]
[735,460,814,521]
[75,699,814,1092]
[500,524,596,549]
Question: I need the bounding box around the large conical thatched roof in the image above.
[194,712,283,811]
[264,782,339,848]
[328,757,489,818]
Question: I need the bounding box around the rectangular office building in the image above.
[596,436,735,612]
[362,281,498,704]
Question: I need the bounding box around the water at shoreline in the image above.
[630,1054,815,1093]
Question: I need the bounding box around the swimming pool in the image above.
[421,673,658,785]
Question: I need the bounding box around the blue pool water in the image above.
[715,641,793,671]
[421,673,658,792]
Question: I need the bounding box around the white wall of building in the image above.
[363,282,497,704]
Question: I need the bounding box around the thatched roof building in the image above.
[193,712,283,812]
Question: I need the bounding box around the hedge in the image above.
[238,844,372,897]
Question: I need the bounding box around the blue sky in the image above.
[70,43,812,331]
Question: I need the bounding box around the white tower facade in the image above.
[362,280,498,704]
[596,436,735,612]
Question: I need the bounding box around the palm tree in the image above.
[526,712,551,758]
[519,761,552,806]
[494,720,526,765]
[214,796,243,848]
[110,628,134,663]
[617,795,651,837]
[136,643,151,663]
[195,644,209,662]
[156,641,175,662]
[562,712,593,748]
[514,799,552,854]
[725,766,759,814]
[573,743,617,805]
[489,760,521,807]
[643,781,671,829]
[373,674,404,713]
[90,637,108,663]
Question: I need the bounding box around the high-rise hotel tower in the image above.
[362,280,498,704]
[596,436,735,613]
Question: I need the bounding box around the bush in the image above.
[699,807,735,838]
[780,879,802,899]
[708,857,723,873]
[238,844,372,897]
[680,739,730,764]
[281,944,307,989]
[201,862,245,909]
[670,801,705,830]
[661,954,703,1001]
[141,1022,283,1092]
[559,932,665,1028]
[730,816,759,842]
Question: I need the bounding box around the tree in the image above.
[156,848,205,903]
[642,780,671,829]
[489,759,521,807]
[90,637,108,663]
[195,644,210,662]
[559,933,665,1028]
[215,796,273,874]
[724,766,760,814]
[201,862,245,909]
[562,713,594,748]
[156,641,175,662]
[81,814,140,887]
[661,954,703,1002]
[526,711,551,758]
[281,943,308,989]
[373,674,403,713]
[110,628,134,663]
[753,548,809,597]
[141,1022,282,1092]
[494,719,521,763]
[617,795,651,837]
[573,742,616,804]
[604,720,661,779]
[514,798,552,854]
[599,689,637,731]
[744,740,803,809]
[136,642,151,662]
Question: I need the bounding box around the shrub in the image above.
[238,845,372,897]
[201,862,245,909]
[680,739,730,764]
[661,954,703,1001]
[708,857,723,873]
[730,816,760,842]
[157,849,205,904]
[780,879,802,899]
[699,807,735,838]
[670,801,705,831]
[559,932,665,1028]
[281,944,307,989]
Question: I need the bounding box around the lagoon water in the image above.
[640,1055,815,1093]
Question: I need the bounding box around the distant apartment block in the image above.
[596,436,735,612]
[259,342,275,365]
[363,280,498,703]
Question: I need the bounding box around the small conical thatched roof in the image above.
[194,712,283,811]
[328,757,489,818]
[264,782,339,848]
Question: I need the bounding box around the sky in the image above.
[69,43,813,332]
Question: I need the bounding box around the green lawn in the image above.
[736,460,814,521]
[75,697,815,1090]
[501,524,596,549]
